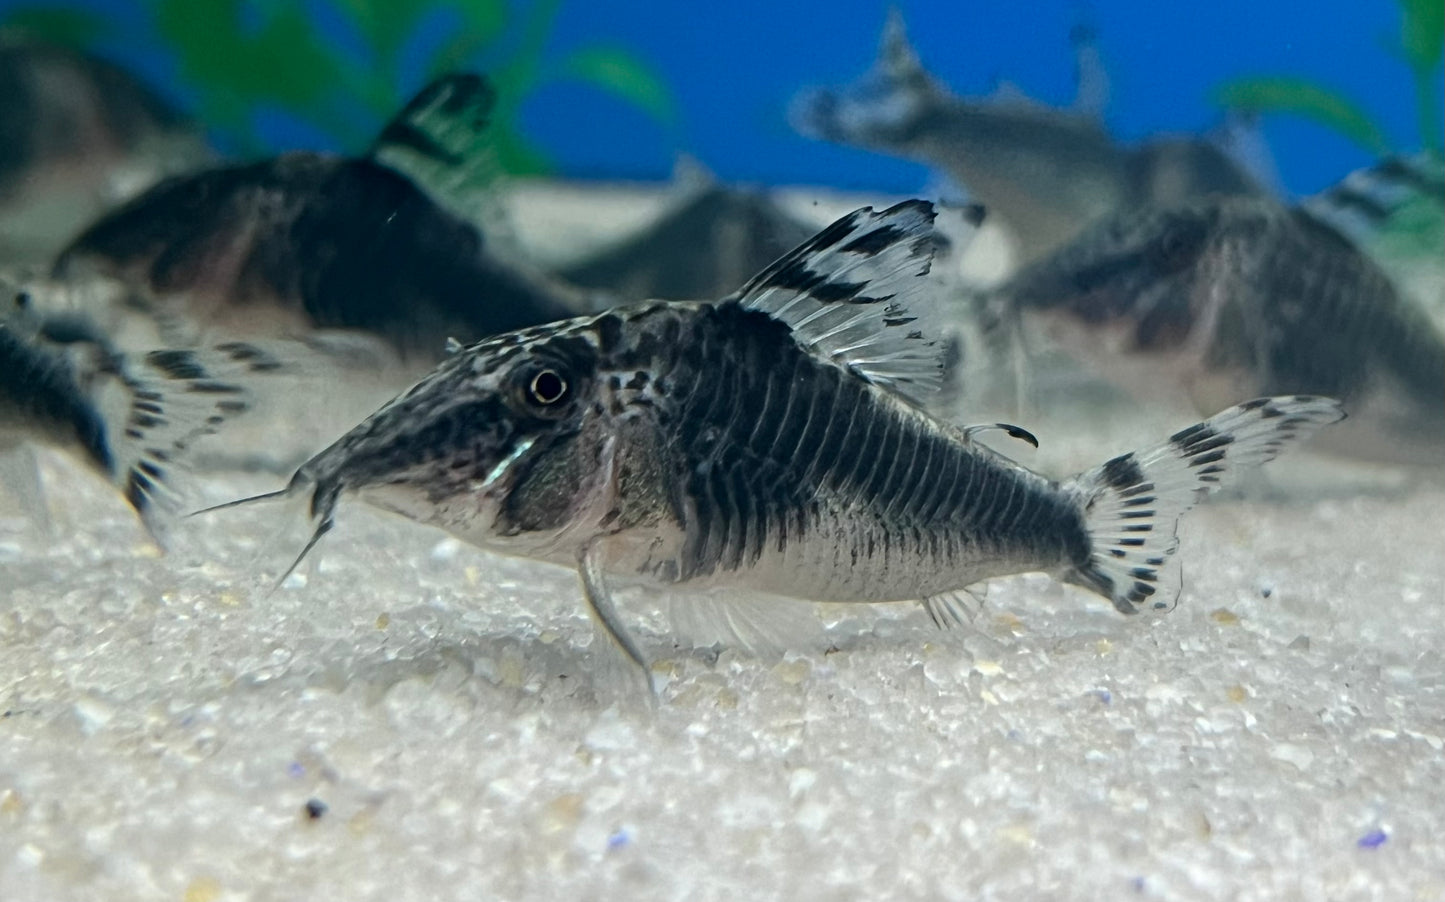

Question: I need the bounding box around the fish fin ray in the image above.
[1064,395,1344,614]
[668,589,823,659]
[1301,150,1444,245]
[368,72,500,218]
[964,422,1040,449]
[731,200,973,404]
[921,588,986,630]
[101,342,289,543]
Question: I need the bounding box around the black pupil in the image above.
[531,370,566,403]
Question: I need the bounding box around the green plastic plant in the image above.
[1214,0,1442,153]
[3,0,675,175]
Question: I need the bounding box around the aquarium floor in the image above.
[2,441,1442,902]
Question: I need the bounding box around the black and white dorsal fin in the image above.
[732,200,970,404]
[368,72,499,216]
[1300,150,1444,243]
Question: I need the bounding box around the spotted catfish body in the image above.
[987,194,1444,465]
[211,201,1342,673]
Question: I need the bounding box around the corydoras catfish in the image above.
[203,202,1342,677]
[1,282,279,538]
[984,194,1444,466]
[792,13,1262,263]
[53,73,584,360]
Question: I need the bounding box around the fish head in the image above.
[288,307,676,561]
[791,10,949,150]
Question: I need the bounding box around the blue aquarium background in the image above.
[2,0,1440,196]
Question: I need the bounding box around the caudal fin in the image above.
[104,342,287,541]
[1064,396,1345,614]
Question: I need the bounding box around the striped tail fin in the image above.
[1065,396,1345,614]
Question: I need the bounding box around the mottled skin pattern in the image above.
[289,301,1092,606]
[225,201,1343,674]
[996,196,1445,464]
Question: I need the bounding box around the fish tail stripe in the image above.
[1065,395,1345,614]
[99,341,294,541]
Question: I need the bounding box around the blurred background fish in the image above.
[975,187,1445,465]
[791,13,1267,265]
[0,29,208,265]
[551,162,820,301]
[1302,151,1445,327]
[1,273,283,538]
[52,73,590,363]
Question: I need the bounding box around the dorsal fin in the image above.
[730,199,964,404]
[368,73,499,219]
[1301,150,1444,245]
[369,72,496,166]
[879,8,925,80]
[1069,22,1111,118]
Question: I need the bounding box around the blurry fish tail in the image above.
[368,72,500,211]
[1062,396,1345,615]
[102,342,288,544]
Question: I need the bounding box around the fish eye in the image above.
[526,368,569,406]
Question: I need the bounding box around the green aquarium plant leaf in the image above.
[1397,0,1444,73]
[1214,76,1393,155]
[1215,1,1442,156]
[151,0,361,151]
[153,0,344,108]
[1395,0,1443,150]
[561,45,677,124]
[15,0,676,178]
[454,0,508,55]
[333,0,431,70]
[2,7,113,46]
[420,3,508,82]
